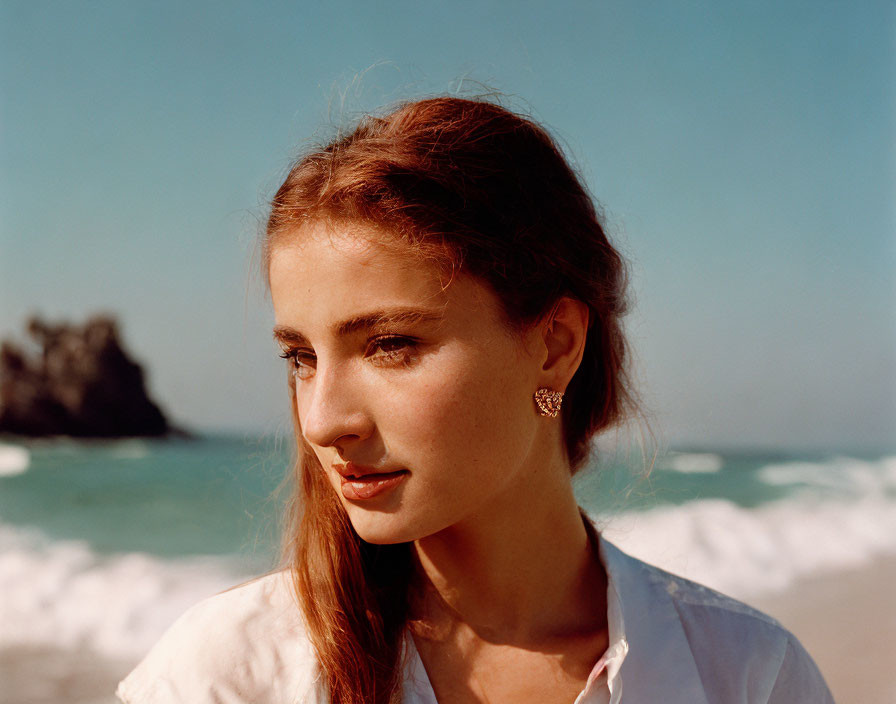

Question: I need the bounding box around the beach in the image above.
[749,556,896,704]
[0,646,126,704]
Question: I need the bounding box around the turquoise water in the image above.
[0,435,893,662]
[0,436,288,558]
[575,447,885,514]
[1,435,891,557]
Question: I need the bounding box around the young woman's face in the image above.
[269,221,546,544]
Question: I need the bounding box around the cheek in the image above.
[385,348,534,473]
[374,374,466,460]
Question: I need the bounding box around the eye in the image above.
[279,348,316,381]
[365,335,418,367]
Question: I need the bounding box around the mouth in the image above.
[334,462,399,479]
[335,463,409,501]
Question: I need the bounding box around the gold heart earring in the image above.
[534,388,564,418]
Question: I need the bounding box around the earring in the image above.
[534,388,563,417]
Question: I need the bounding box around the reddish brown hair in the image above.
[266,96,633,704]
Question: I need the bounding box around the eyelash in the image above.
[278,335,419,380]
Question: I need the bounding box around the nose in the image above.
[298,362,374,452]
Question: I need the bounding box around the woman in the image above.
[117,97,833,703]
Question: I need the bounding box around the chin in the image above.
[344,508,422,546]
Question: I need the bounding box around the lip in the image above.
[335,462,409,501]
[334,462,391,479]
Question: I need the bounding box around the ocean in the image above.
[1,436,895,698]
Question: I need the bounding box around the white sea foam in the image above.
[0,443,30,476]
[757,455,896,497]
[663,452,724,474]
[600,491,896,600]
[0,522,257,662]
[104,439,151,460]
[2,454,894,661]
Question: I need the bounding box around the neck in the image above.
[410,449,607,647]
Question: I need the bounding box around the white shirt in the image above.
[116,536,834,703]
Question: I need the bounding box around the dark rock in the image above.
[0,315,175,438]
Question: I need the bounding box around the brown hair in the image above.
[265,96,633,704]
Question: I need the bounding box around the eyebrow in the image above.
[272,307,444,346]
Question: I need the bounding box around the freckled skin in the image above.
[269,221,545,545]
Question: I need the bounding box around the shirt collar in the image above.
[573,534,629,703]
[402,523,711,704]
[597,533,711,704]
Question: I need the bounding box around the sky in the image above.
[1,0,893,449]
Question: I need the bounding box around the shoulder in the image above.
[659,567,833,703]
[641,556,786,640]
[116,570,326,704]
[599,538,834,703]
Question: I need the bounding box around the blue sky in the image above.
[2,1,893,449]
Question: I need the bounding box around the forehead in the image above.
[268,220,466,328]
[271,218,445,281]
[273,217,447,259]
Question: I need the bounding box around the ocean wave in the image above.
[0,522,258,661]
[662,452,724,474]
[757,455,896,497]
[0,443,30,477]
[4,457,895,661]
[104,439,151,460]
[599,491,896,599]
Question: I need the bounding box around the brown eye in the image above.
[279,349,316,380]
[366,336,418,366]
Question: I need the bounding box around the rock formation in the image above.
[0,315,172,437]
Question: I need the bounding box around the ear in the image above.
[539,297,589,392]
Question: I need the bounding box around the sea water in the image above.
[0,436,894,665]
